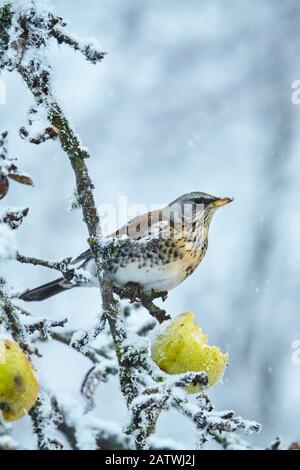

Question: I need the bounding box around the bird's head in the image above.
[170,192,233,210]
[168,192,233,235]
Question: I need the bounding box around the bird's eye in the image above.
[195,198,204,205]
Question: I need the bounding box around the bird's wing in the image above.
[73,207,172,263]
[111,208,171,239]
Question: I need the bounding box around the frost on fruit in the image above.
[152,312,228,392]
[0,339,39,422]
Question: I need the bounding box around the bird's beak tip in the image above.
[210,197,234,208]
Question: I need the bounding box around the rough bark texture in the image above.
[1,0,291,451]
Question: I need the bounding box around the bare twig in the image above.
[16,252,72,271]
[29,395,63,450]
[50,27,106,64]
[0,1,270,451]
[0,207,29,230]
[113,284,170,324]
[81,361,117,412]
[25,318,68,337]
[16,252,91,286]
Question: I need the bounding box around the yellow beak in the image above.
[210,197,234,208]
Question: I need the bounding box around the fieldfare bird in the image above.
[19,192,233,302]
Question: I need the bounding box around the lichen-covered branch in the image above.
[0,208,29,230]
[50,27,106,64]
[0,0,282,452]
[29,394,63,450]
[0,128,67,449]
[0,0,147,447]
[16,252,92,286]
[172,391,261,448]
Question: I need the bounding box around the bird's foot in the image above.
[113,283,170,323]
[151,289,168,302]
[123,283,168,304]
[124,282,144,303]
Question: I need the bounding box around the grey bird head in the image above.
[168,192,233,235]
[169,191,233,210]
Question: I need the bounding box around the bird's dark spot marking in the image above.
[0,401,11,412]
[186,264,195,275]
[14,375,23,389]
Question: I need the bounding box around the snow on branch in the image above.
[0,130,68,449]
[50,27,106,64]
[29,393,63,450]
[19,105,60,144]
[1,0,295,452]
[16,252,92,287]
[0,207,29,230]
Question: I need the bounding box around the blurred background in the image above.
[1,0,300,448]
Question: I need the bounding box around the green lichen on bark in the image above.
[0,3,12,68]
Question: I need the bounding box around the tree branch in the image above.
[0,1,270,451]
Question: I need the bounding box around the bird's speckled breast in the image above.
[105,233,209,292]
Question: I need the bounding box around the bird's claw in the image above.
[124,282,143,303]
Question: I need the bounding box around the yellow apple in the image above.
[152,312,228,392]
[0,339,39,422]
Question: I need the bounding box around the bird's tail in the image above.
[19,278,74,302]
